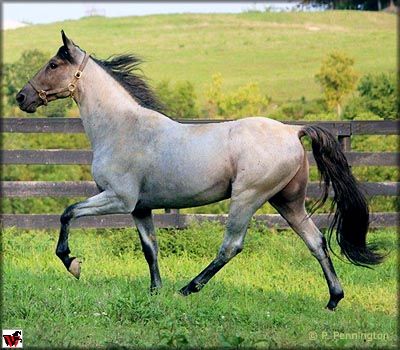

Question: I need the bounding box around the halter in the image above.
[28,53,90,105]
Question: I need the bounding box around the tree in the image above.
[315,52,358,117]
[300,0,396,10]
[3,49,72,117]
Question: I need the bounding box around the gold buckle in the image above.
[68,83,76,92]
[38,90,47,100]
[74,71,82,79]
[38,90,48,105]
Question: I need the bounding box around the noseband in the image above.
[28,53,90,105]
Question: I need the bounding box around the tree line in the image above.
[301,0,397,10]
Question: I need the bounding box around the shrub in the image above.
[204,73,270,119]
[156,80,199,118]
[342,96,380,120]
[300,112,339,121]
[357,72,398,120]
[270,97,327,120]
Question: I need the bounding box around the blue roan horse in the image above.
[16,31,383,310]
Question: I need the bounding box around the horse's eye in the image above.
[49,62,58,70]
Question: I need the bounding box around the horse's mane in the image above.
[91,54,164,112]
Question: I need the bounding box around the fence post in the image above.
[164,209,180,214]
[338,135,351,152]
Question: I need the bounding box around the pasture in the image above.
[3,11,396,103]
[2,223,397,348]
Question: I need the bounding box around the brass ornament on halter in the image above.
[68,83,76,92]
[38,90,48,105]
[68,83,76,99]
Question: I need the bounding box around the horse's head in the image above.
[16,30,88,113]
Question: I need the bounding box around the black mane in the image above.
[91,54,164,112]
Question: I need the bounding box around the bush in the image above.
[270,97,327,120]
[299,112,339,121]
[204,73,270,119]
[357,72,398,120]
[156,80,199,118]
[2,49,73,117]
[342,96,380,120]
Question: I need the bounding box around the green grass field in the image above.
[3,11,396,102]
[2,223,397,348]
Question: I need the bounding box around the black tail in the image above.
[299,125,383,267]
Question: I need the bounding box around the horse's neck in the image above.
[76,59,166,149]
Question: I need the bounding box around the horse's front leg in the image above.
[132,208,162,292]
[56,190,135,279]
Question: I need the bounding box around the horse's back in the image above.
[171,116,305,200]
[228,117,303,162]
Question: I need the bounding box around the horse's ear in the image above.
[61,30,74,51]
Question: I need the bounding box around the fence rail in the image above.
[1,181,398,198]
[2,150,398,166]
[1,118,399,229]
[2,118,399,135]
[0,212,397,230]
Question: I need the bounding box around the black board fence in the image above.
[1,118,399,229]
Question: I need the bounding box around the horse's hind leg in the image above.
[269,161,344,310]
[132,208,162,292]
[179,190,263,296]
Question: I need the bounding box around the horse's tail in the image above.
[298,125,383,267]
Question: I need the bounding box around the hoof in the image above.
[68,258,81,279]
[326,291,344,311]
[179,286,191,296]
[325,304,337,311]
[179,282,202,296]
[150,286,162,295]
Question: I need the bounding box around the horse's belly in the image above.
[137,176,231,209]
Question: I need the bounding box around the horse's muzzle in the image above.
[16,87,41,113]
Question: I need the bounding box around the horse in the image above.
[16,31,383,310]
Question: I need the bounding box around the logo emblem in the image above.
[2,330,23,348]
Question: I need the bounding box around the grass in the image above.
[2,222,397,348]
[3,11,396,103]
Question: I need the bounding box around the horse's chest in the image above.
[91,158,112,189]
[91,153,133,190]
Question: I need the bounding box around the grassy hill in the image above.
[3,11,396,102]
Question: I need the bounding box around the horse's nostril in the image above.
[16,92,26,104]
